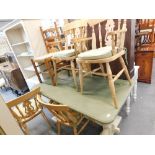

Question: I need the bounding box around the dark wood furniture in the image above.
[135,47,154,83]
[0,62,29,95]
[136,19,155,47]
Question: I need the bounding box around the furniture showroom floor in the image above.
[0,59,155,135]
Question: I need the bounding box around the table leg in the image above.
[126,94,131,116]
[133,80,138,102]
[100,116,122,135]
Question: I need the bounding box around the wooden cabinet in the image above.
[135,49,154,83]
[0,62,29,94]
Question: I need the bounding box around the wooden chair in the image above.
[40,22,64,53]
[76,19,132,109]
[6,87,51,134]
[31,54,56,86]
[50,19,92,89]
[135,19,155,49]
[37,95,89,135]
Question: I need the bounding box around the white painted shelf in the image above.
[17,52,34,58]
[11,41,29,47]
[24,66,35,71]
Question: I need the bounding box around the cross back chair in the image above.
[135,19,155,49]
[6,88,51,134]
[50,19,92,89]
[37,95,89,135]
[76,19,132,109]
[40,22,64,53]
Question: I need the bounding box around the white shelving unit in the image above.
[2,19,47,89]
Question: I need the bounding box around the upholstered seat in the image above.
[34,53,54,62]
[78,46,112,60]
[52,49,75,58]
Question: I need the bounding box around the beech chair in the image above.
[135,19,155,49]
[49,19,92,89]
[40,22,64,53]
[37,95,89,135]
[76,19,132,109]
[6,87,51,134]
[31,54,56,86]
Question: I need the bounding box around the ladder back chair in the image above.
[31,53,56,86]
[76,19,132,109]
[49,19,92,89]
[6,88,51,134]
[40,22,64,53]
[37,95,89,135]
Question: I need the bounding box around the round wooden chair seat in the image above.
[78,46,112,60]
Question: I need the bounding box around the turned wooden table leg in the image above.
[133,80,138,102]
[100,116,122,135]
[126,94,131,116]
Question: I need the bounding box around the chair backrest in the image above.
[87,19,106,49]
[40,22,63,53]
[37,95,79,124]
[63,19,88,53]
[87,19,127,55]
[6,88,42,122]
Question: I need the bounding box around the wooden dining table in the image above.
[34,74,136,135]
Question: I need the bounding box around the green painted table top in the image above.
[35,76,134,124]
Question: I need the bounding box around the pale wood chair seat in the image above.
[78,46,113,60]
[52,49,76,58]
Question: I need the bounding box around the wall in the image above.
[0,33,11,56]
[0,95,23,135]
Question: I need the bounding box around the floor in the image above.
[0,59,155,135]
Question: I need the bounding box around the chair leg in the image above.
[78,62,84,94]
[71,60,78,90]
[31,59,42,83]
[40,112,51,130]
[73,127,78,135]
[106,62,118,109]
[44,59,56,86]
[99,63,106,78]
[53,60,58,85]
[20,123,29,135]
[57,122,61,135]
[119,56,132,85]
